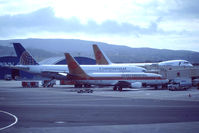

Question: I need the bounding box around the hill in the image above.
[0,38,199,64]
[0,45,60,61]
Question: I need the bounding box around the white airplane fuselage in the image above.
[93,45,193,67]
[70,72,168,86]
[13,64,146,80]
[100,60,193,67]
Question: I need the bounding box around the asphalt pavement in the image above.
[1,81,199,133]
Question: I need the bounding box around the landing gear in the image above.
[74,84,83,88]
[118,86,123,91]
[113,86,117,91]
[113,86,123,91]
[154,85,158,90]
[84,84,91,88]
[142,83,147,88]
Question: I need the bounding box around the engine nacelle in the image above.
[131,82,142,88]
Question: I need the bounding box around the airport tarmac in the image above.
[0,81,199,133]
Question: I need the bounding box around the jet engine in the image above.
[131,82,142,88]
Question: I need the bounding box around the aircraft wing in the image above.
[41,71,68,79]
[1,65,30,71]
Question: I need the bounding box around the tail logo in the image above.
[20,51,37,65]
[96,50,102,60]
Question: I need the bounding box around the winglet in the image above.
[13,43,39,65]
[64,53,89,78]
[93,44,112,65]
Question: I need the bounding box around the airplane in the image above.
[158,60,193,66]
[65,53,168,91]
[10,43,147,87]
[93,44,193,67]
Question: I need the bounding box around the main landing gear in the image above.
[113,86,123,91]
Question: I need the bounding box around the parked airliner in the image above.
[10,43,147,87]
[93,44,193,67]
[65,53,168,91]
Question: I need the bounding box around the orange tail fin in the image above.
[93,44,112,65]
[64,53,89,78]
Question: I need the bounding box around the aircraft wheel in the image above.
[74,84,79,88]
[154,85,158,90]
[118,86,123,91]
[79,84,83,88]
[75,84,83,88]
[84,84,91,88]
[113,86,117,91]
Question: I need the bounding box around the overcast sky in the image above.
[0,0,199,51]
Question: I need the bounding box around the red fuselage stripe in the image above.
[70,77,164,80]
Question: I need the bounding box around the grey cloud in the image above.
[139,0,199,21]
[174,0,199,18]
[158,0,199,20]
[0,7,178,38]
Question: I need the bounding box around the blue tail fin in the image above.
[13,43,39,65]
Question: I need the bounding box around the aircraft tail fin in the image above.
[13,43,39,65]
[93,44,112,65]
[65,53,89,78]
